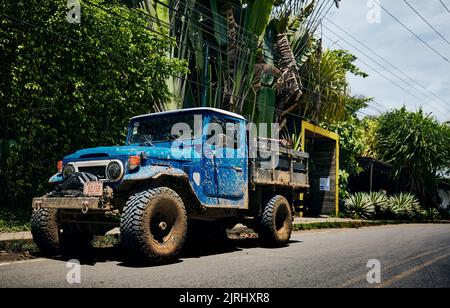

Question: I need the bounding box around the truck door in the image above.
[207,115,247,201]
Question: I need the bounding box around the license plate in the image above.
[83,181,103,197]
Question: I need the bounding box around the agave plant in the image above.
[425,208,441,221]
[344,193,375,220]
[386,193,425,220]
[367,192,389,217]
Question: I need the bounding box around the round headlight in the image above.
[106,161,123,181]
[63,164,75,178]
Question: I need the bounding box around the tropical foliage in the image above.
[344,192,375,220]
[367,192,389,215]
[345,192,431,221]
[299,49,369,123]
[134,0,365,126]
[374,108,450,208]
[323,116,369,199]
[0,0,186,209]
[383,193,424,220]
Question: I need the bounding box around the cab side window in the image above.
[206,116,240,149]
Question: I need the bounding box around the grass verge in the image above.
[0,208,31,233]
[0,240,38,253]
[0,235,119,254]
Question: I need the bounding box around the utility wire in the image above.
[375,0,450,64]
[3,1,381,120]
[1,7,375,123]
[322,32,447,114]
[325,17,450,111]
[311,0,335,33]
[0,11,322,124]
[352,91,387,113]
[403,0,450,45]
[323,26,447,114]
[293,0,336,66]
[439,0,450,14]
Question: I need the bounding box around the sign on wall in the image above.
[320,177,330,191]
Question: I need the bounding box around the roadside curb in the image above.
[1,220,449,243]
[0,228,120,243]
[0,232,32,242]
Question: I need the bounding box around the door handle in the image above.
[232,167,243,172]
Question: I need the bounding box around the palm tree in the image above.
[135,0,354,126]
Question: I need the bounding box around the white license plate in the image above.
[83,181,103,197]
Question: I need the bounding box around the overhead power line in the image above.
[2,5,376,123]
[439,0,450,14]
[374,0,450,64]
[0,12,332,125]
[352,90,389,113]
[322,32,447,114]
[322,27,447,114]
[325,17,449,112]
[403,0,450,45]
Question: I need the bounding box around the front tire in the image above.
[31,208,60,254]
[259,195,293,246]
[31,209,95,255]
[120,187,188,262]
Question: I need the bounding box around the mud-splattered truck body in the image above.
[32,108,309,261]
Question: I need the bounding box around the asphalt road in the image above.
[1,224,449,288]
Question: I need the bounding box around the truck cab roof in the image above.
[130,108,247,122]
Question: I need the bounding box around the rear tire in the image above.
[120,187,188,262]
[31,208,60,254]
[259,195,293,246]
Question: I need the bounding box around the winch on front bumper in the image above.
[33,172,115,212]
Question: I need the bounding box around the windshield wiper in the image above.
[138,134,153,147]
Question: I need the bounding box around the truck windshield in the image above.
[128,114,195,145]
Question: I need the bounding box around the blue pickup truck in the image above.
[31,108,309,261]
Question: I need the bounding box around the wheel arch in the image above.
[124,174,203,215]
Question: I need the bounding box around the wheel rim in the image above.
[275,203,289,234]
[149,201,178,244]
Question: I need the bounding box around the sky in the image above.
[322,0,450,122]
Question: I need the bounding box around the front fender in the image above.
[122,165,187,182]
[49,173,63,184]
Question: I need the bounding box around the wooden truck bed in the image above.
[249,138,309,190]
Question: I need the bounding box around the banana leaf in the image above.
[210,0,228,46]
[257,87,276,125]
[244,0,275,40]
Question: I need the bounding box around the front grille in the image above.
[78,166,107,179]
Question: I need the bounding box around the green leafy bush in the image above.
[0,0,187,209]
[368,192,389,215]
[344,192,375,220]
[345,192,428,221]
[386,193,425,219]
[0,207,31,232]
[375,108,450,208]
[425,208,441,221]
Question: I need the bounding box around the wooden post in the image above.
[369,161,374,192]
